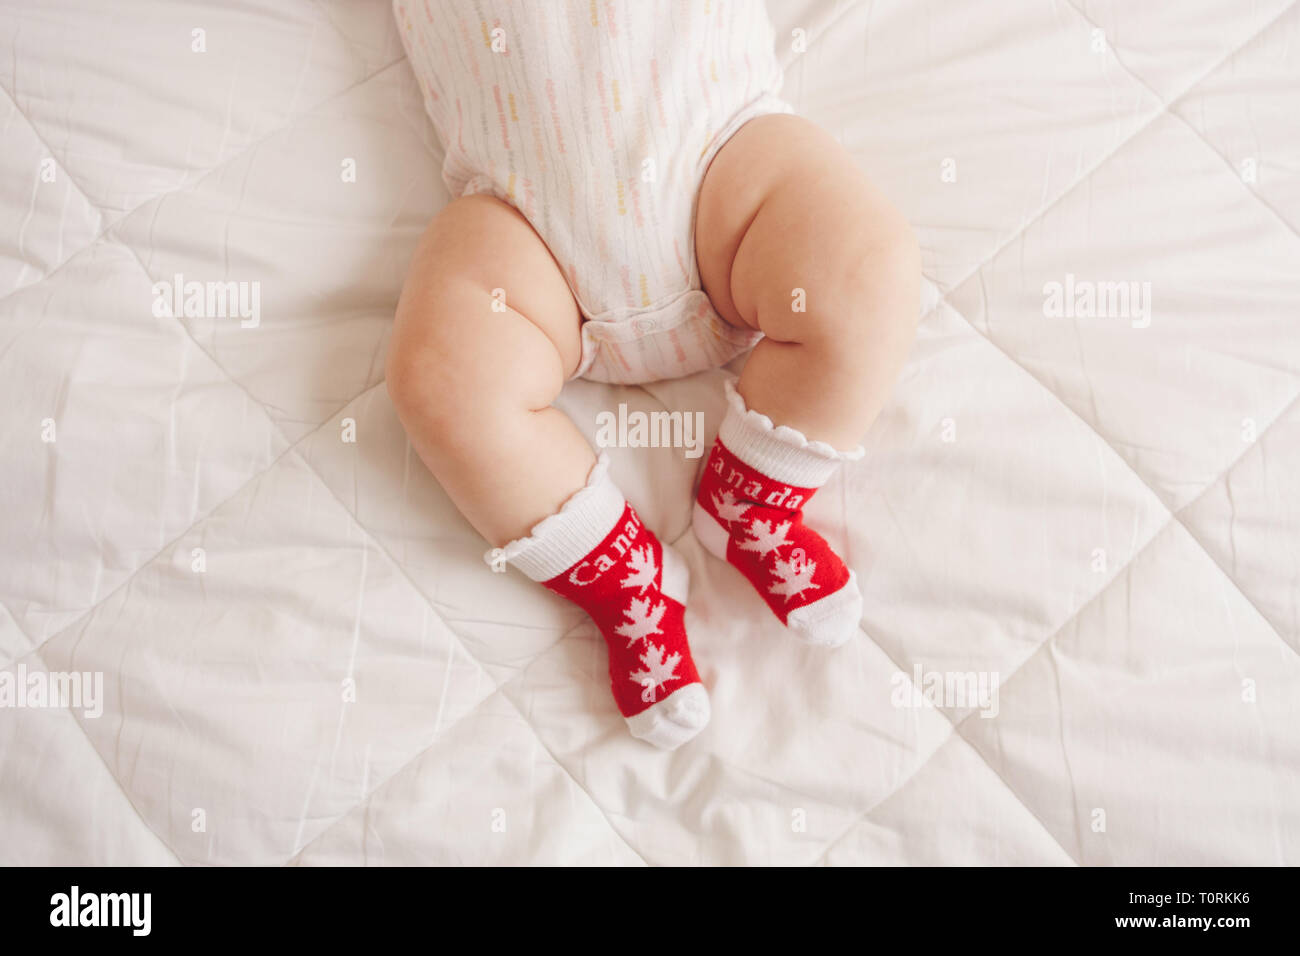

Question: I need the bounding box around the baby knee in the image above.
[386,307,566,443]
[817,209,920,342]
[860,212,920,320]
[385,332,462,436]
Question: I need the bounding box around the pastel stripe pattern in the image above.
[394,0,791,384]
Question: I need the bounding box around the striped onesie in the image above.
[394,0,792,384]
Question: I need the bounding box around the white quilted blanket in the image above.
[1,0,1297,866]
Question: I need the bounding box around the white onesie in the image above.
[394,0,792,384]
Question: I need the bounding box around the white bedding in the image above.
[1,0,1297,866]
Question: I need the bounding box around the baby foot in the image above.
[694,382,863,647]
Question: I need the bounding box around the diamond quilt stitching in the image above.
[3,1,1294,865]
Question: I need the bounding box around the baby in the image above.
[388,1,919,748]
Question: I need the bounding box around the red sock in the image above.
[489,455,709,748]
[693,381,864,647]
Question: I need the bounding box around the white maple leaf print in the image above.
[614,596,666,648]
[769,553,820,603]
[737,518,791,559]
[711,489,751,526]
[619,545,658,594]
[629,642,682,703]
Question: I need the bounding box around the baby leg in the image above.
[693,114,920,646]
[387,195,709,747]
[386,193,592,547]
[697,113,920,448]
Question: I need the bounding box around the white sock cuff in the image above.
[484,453,627,582]
[718,379,865,488]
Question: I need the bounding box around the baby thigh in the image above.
[385,194,594,546]
[695,113,921,447]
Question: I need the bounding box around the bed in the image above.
[1,0,1297,865]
